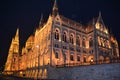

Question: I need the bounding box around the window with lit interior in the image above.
[55,29,59,40]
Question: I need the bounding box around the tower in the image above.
[95,12,111,64]
[4,28,19,74]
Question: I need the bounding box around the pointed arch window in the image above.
[76,35,80,46]
[83,57,86,62]
[77,55,80,61]
[62,31,67,42]
[55,29,59,40]
[89,38,93,47]
[70,34,74,44]
[82,38,86,48]
[70,54,74,61]
[55,52,59,59]
[63,53,67,61]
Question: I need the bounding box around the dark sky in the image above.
[0,0,120,68]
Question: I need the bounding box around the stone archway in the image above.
[99,56,104,64]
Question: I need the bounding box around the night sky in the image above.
[0,0,120,69]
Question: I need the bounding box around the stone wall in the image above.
[47,63,120,80]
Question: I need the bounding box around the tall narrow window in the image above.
[63,32,67,42]
[55,29,59,40]
[63,53,66,61]
[77,55,80,61]
[70,34,74,44]
[82,38,85,47]
[70,55,74,61]
[89,38,93,47]
[76,35,80,46]
[83,57,86,62]
[55,52,59,58]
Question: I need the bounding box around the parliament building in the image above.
[4,0,119,79]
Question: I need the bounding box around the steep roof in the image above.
[57,15,87,32]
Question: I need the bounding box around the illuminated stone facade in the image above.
[4,0,119,79]
[4,29,19,74]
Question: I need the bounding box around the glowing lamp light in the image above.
[20,71,22,75]
[105,29,108,34]
[90,59,93,62]
[96,23,100,29]
[36,45,39,48]
[90,58,94,64]
[59,39,61,42]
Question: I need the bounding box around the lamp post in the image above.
[90,58,94,64]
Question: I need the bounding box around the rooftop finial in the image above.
[97,11,103,23]
[39,13,43,27]
[15,28,19,38]
[52,0,58,17]
[99,11,101,18]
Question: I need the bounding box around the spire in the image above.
[16,28,19,36]
[99,11,101,18]
[52,0,58,17]
[97,11,103,24]
[15,28,19,41]
[92,18,95,25]
[39,13,44,27]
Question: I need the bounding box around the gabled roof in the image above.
[56,14,87,32]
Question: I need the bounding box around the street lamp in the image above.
[90,58,94,64]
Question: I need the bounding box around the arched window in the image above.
[83,57,86,62]
[76,35,80,46]
[63,53,66,61]
[70,34,74,44]
[70,55,74,61]
[55,29,59,40]
[63,31,67,42]
[89,38,93,47]
[82,38,85,47]
[77,55,80,61]
[55,52,59,58]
